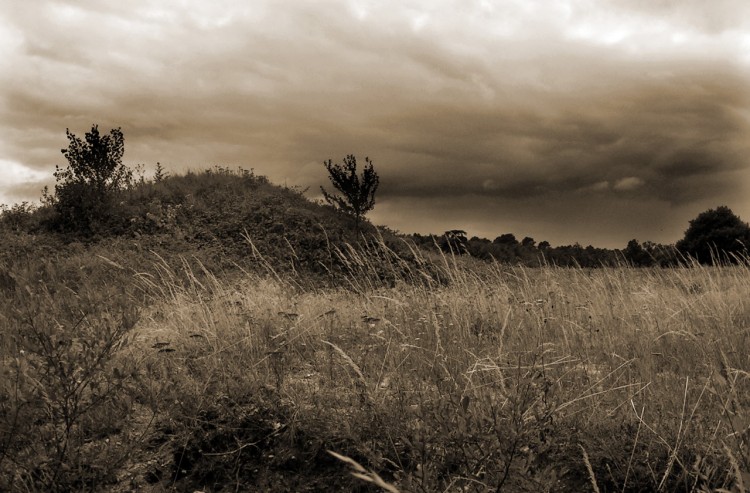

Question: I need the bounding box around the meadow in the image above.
[2,230,749,492]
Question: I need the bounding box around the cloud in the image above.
[578,181,610,193]
[0,0,748,247]
[371,65,749,203]
[482,178,500,191]
[613,177,645,191]
[606,0,750,35]
[0,159,50,205]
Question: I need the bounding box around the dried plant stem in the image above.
[580,444,601,493]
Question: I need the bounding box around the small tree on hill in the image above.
[676,206,750,264]
[154,162,167,182]
[52,125,132,234]
[321,155,379,235]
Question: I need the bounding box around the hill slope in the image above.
[1,166,419,285]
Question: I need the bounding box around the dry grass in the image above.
[122,240,750,491]
[3,234,748,491]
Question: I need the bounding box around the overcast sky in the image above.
[2,0,749,247]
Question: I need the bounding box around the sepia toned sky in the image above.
[2,0,749,247]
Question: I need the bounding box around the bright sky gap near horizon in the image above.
[1,1,749,248]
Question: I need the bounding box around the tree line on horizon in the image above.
[2,124,749,267]
[410,204,750,267]
[409,230,678,267]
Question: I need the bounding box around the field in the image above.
[2,234,750,492]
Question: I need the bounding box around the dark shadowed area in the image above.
[1,0,749,247]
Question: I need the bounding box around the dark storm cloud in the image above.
[371,66,749,206]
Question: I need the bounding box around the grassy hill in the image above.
[1,166,429,287]
[1,168,750,492]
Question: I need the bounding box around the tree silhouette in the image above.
[676,206,750,264]
[521,236,536,248]
[321,155,379,235]
[52,125,132,234]
[493,233,518,246]
[154,162,167,182]
[440,230,468,254]
[624,239,651,267]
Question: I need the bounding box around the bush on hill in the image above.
[48,125,133,236]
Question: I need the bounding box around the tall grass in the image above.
[2,232,748,490]
[119,238,750,491]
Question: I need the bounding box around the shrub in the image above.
[0,202,40,233]
[0,258,140,491]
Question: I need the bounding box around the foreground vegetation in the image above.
[2,229,750,491]
[2,145,750,491]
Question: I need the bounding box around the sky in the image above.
[1,0,749,248]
